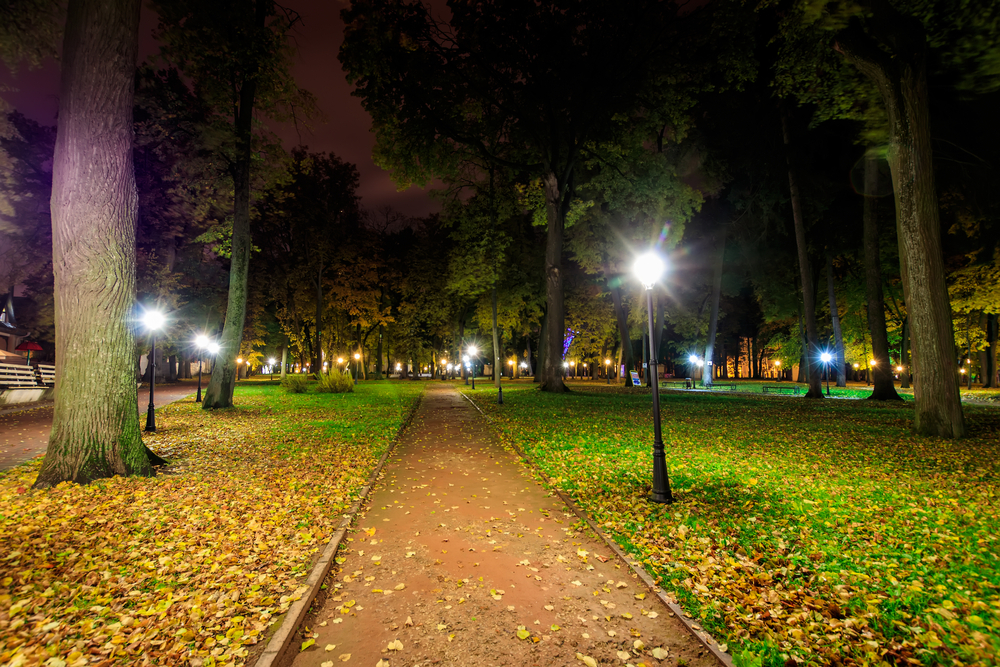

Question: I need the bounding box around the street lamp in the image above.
[463,355,469,385]
[142,309,165,432]
[268,357,276,381]
[774,359,782,381]
[236,357,243,383]
[633,251,672,504]
[821,352,832,396]
[195,334,209,402]
[605,358,611,385]
[467,345,478,389]
[868,358,876,386]
[354,352,361,385]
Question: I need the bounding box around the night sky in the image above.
[0,0,441,217]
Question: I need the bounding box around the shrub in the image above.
[315,369,354,393]
[280,374,309,394]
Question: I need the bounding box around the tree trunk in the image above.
[280,343,288,380]
[34,0,151,487]
[900,317,911,388]
[861,153,903,400]
[703,225,725,388]
[539,171,568,392]
[825,254,847,387]
[796,313,808,383]
[202,4,262,409]
[492,286,501,388]
[782,110,824,399]
[609,280,634,386]
[981,313,997,388]
[311,262,323,374]
[835,9,963,436]
[641,332,649,386]
[375,323,384,379]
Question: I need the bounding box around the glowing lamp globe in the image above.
[208,342,220,354]
[195,334,209,349]
[820,352,832,363]
[633,251,665,289]
[142,309,165,331]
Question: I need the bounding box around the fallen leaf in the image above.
[405,616,413,627]
[651,647,668,659]
[338,654,352,662]
[325,644,336,651]
[576,653,598,667]
[517,628,531,640]
[617,651,631,661]
[387,639,403,651]
[301,639,315,652]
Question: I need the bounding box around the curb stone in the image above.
[460,390,733,667]
[251,390,423,667]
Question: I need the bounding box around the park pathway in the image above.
[0,380,200,471]
[283,383,716,667]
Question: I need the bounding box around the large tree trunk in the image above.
[703,225,725,388]
[375,323,384,380]
[862,153,903,400]
[311,262,323,374]
[609,281,635,386]
[34,0,151,488]
[782,111,824,398]
[202,7,261,408]
[835,8,964,436]
[825,255,847,387]
[980,313,997,388]
[539,171,568,392]
[280,343,288,380]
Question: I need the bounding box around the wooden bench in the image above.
[762,384,800,395]
[661,378,694,389]
[0,362,40,388]
[37,364,55,386]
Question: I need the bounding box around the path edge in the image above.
[460,390,733,667]
[250,389,424,667]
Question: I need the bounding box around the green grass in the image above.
[464,382,1000,667]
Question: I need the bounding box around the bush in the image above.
[280,374,309,394]
[315,369,354,393]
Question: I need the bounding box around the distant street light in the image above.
[605,358,611,385]
[467,345,478,389]
[821,352,832,396]
[354,352,361,385]
[774,359,782,381]
[236,357,243,383]
[195,334,209,403]
[268,357,276,381]
[633,251,672,504]
[142,309,165,432]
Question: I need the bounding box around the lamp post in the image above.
[142,309,165,432]
[821,352,832,396]
[463,355,469,385]
[868,358,875,386]
[605,358,611,385]
[268,358,276,381]
[467,345,478,389]
[633,251,672,504]
[354,352,361,385]
[236,357,243,382]
[195,334,209,402]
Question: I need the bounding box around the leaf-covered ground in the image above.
[466,382,1000,667]
[0,381,422,667]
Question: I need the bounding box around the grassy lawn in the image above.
[0,381,423,667]
[465,382,1000,667]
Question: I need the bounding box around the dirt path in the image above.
[284,383,716,667]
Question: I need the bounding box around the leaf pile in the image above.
[469,384,1000,666]
[0,382,422,667]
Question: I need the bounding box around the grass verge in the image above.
[465,382,1000,667]
[0,381,423,667]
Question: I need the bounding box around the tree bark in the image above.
[539,171,568,392]
[34,0,151,487]
[311,261,323,374]
[703,225,725,387]
[861,153,903,400]
[825,254,847,387]
[609,280,634,386]
[492,285,501,388]
[981,313,997,388]
[782,110,824,398]
[834,5,964,435]
[280,343,288,380]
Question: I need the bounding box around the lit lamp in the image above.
[467,345,478,389]
[236,357,243,383]
[142,308,165,432]
[774,359,782,382]
[605,358,611,385]
[195,334,209,403]
[633,251,672,504]
[268,357,276,380]
[821,352,832,396]
[354,352,361,385]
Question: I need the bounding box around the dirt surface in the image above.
[284,383,717,667]
[0,380,199,471]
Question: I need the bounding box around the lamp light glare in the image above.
[820,352,832,363]
[195,334,209,349]
[142,309,165,331]
[633,251,666,288]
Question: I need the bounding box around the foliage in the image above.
[467,384,1000,665]
[280,373,309,394]
[315,369,354,394]
[0,382,422,666]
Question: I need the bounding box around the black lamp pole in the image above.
[645,287,672,504]
[826,361,831,396]
[145,332,157,432]
[196,353,203,402]
[471,358,476,389]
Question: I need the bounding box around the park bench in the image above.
[36,364,55,386]
[661,378,694,389]
[705,383,737,391]
[0,362,40,388]
[762,384,801,395]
